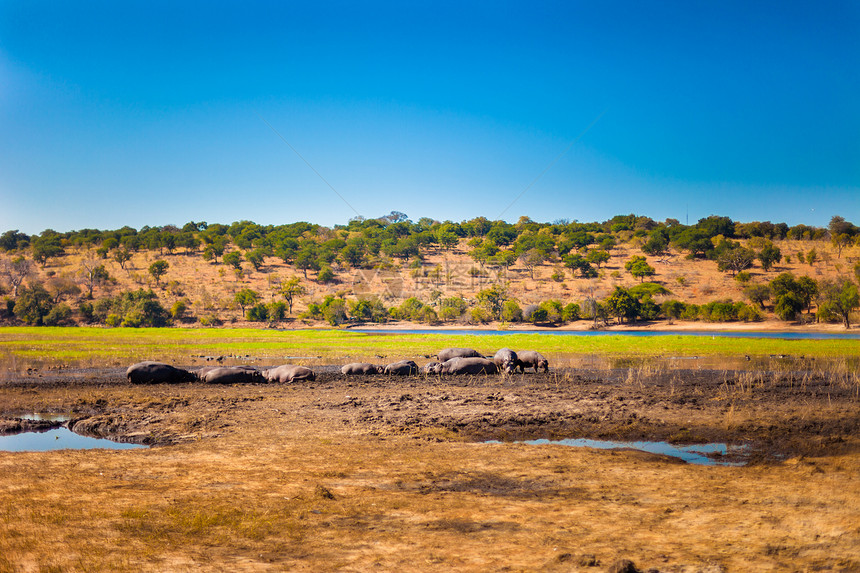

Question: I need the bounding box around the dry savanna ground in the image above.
[0,359,858,572]
[27,235,860,327]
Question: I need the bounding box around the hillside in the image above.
[1,215,859,329]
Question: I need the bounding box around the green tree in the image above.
[32,234,65,266]
[437,230,459,251]
[743,284,771,309]
[234,288,259,317]
[716,246,755,276]
[817,278,860,328]
[148,260,169,286]
[13,283,54,325]
[278,276,306,315]
[756,242,781,271]
[586,249,610,269]
[624,256,656,282]
[223,251,243,270]
[605,286,640,324]
[317,266,335,283]
[774,292,804,322]
[245,249,266,271]
[476,284,507,319]
[202,237,227,263]
[113,249,132,272]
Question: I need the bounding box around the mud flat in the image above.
[0,366,858,571]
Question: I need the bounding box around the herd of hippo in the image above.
[126,347,549,385]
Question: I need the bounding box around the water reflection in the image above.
[0,418,147,452]
[487,438,749,466]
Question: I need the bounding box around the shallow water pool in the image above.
[0,415,147,452]
[487,438,749,466]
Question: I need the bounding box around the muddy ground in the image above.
[3,365,858,461]
[0,366,859,571]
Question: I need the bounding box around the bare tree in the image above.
[79,259,111,299]
[0,255,33,297]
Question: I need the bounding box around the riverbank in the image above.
[345,317,855,333]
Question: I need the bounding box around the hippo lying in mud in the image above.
[200,366,265,385]
[383,360,419,375]
[516,350,549,372]
[422,361,441,374]
[264,364,316,383]
[437,347,483,362]
[194,365,260,381]
[493,348,518,374]
[440,357,497,375]
[127,361,195,384]
[341,363,384,375]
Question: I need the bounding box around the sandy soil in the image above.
[0,366,858,571]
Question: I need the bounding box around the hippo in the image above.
[202,366,265,384]
[441,357,497,375]
[264,364,316,383]
[493,348,518,374]
[383,360,419,375]
[127,361,194,384]
[422,361,442,374]
[341,363,384,375]
[437,347,483,362]
[193,364,260,381]
[516,350,549,372]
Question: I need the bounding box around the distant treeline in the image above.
[1,213,858,271]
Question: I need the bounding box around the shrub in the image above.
[43,303,73,326]
[561,302,580,322]
[439,296,468,321]
[662,300,685,320]
[170,300,188,320]
[348,298,388,323]
[78,301,95,323]
[538,300,563,323]
[95,289,168,327]
[317,266,335,283]
[198,314,222,327]
[736,303,764,322]
[268,301,287,321]
[529,307,549,324]
[247,303,269,322]
[469,307,493,323]
[680,303,700,321]
[501,300,523,322]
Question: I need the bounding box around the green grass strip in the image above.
[0,327,857,367]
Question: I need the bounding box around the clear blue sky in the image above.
[1,1,858,235]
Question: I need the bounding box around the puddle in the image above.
[487,438,749,466]
[20,413,71,422]
[0,415,147,452]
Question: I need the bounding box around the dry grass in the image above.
[1,431,858,572]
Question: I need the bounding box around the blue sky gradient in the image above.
[1,1,857,234]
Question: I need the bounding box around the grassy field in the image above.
[1,326,859,369]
